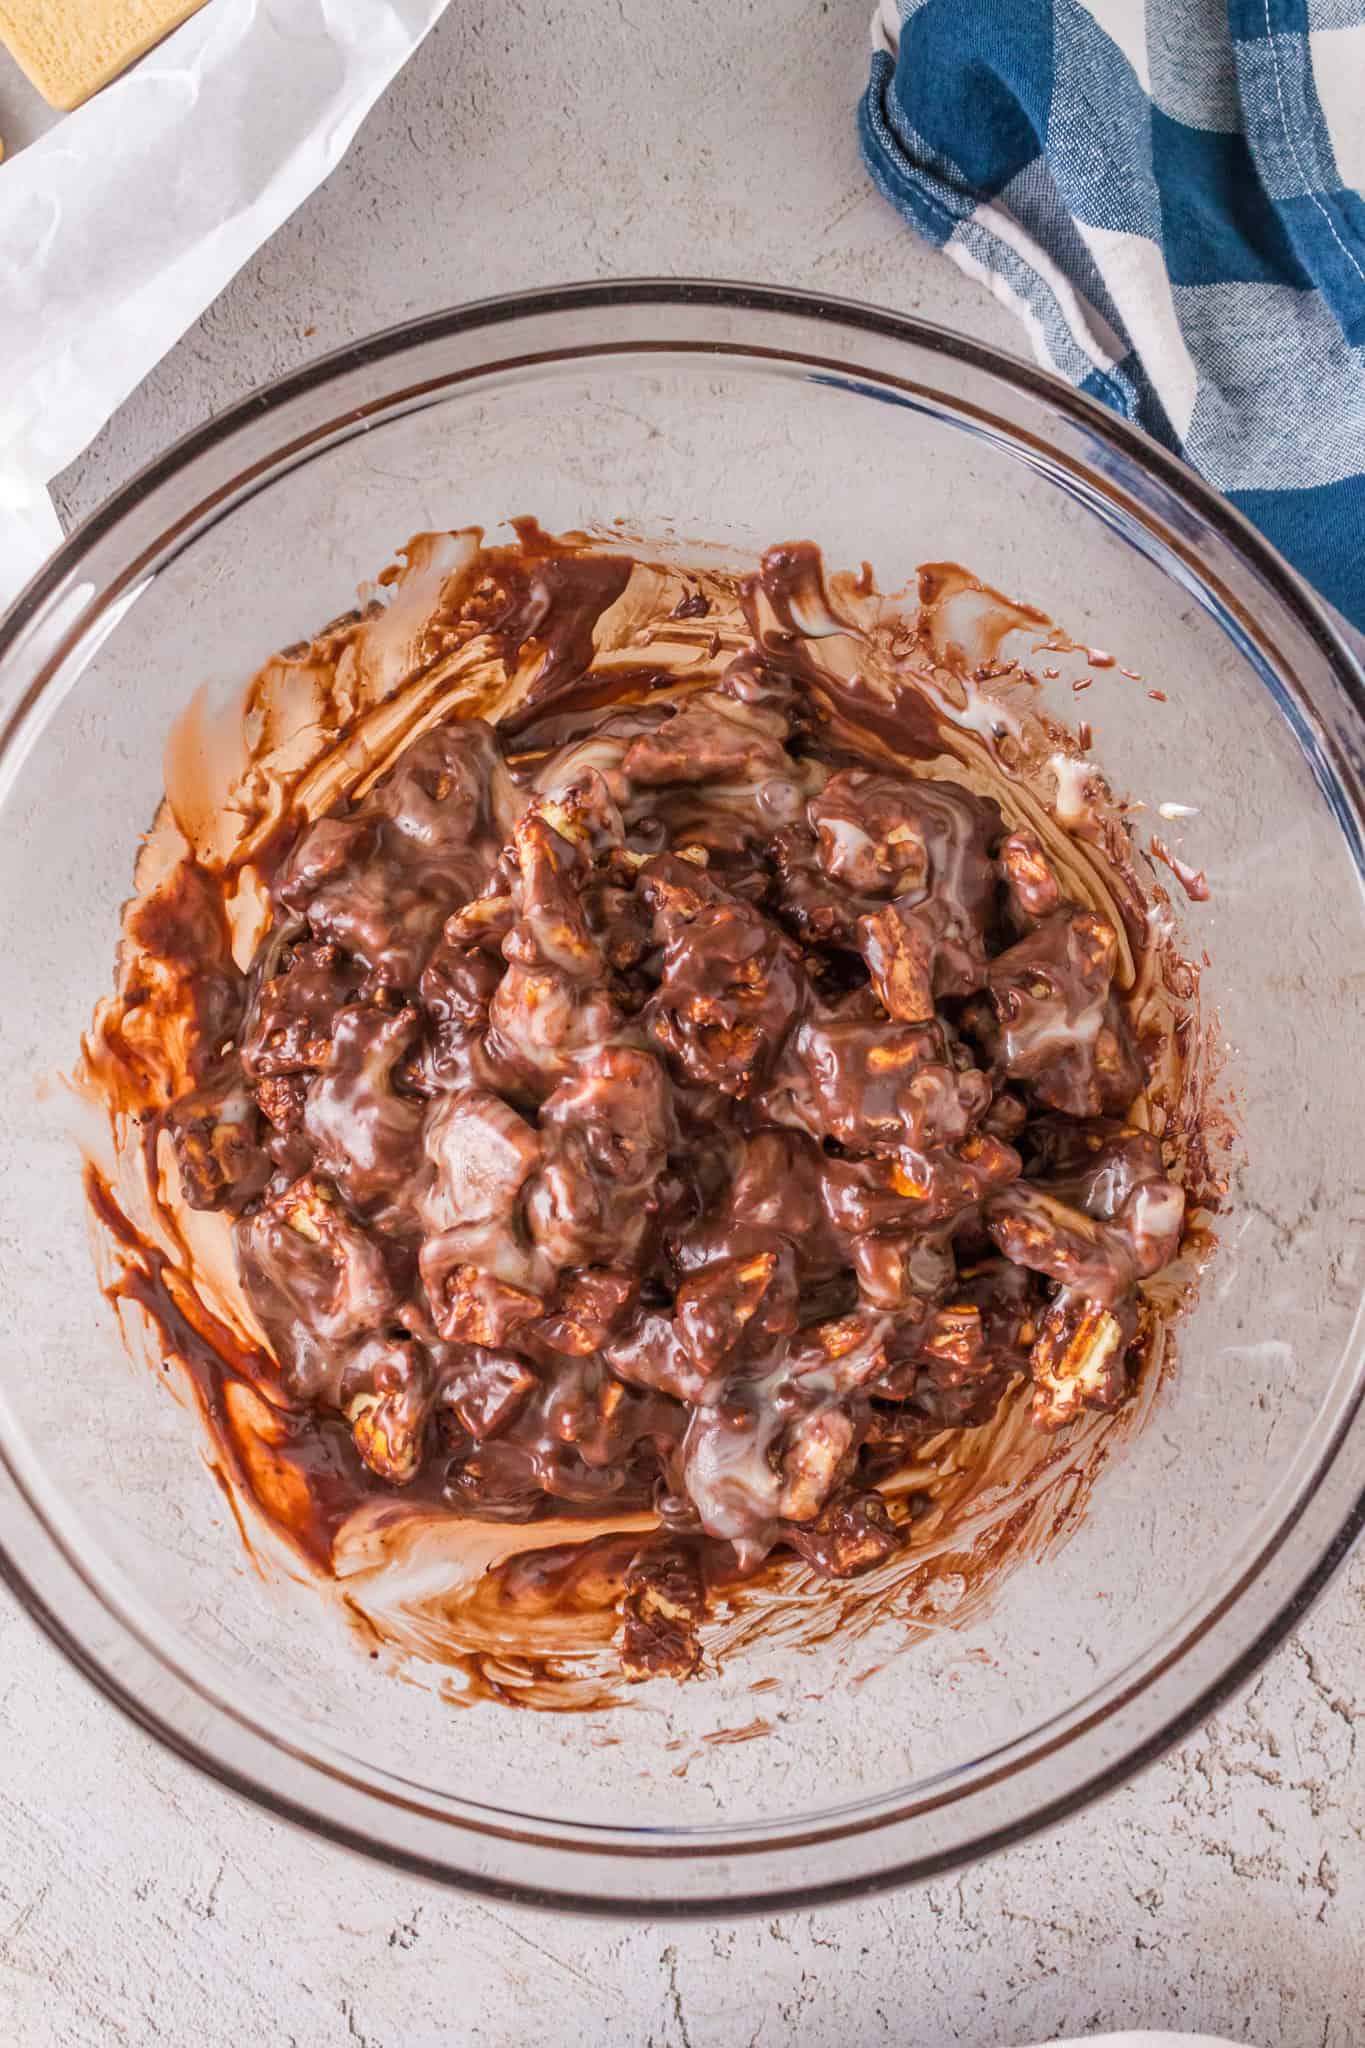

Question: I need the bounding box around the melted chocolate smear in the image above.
[476,527,634,731]
[77,523,1227,1708]
[85,1166,366,1571]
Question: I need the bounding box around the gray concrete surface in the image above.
[0,45,57,154]
[1,2,1362,2042]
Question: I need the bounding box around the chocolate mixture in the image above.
[97,527,1204,1686]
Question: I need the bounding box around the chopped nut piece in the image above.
[507,810,602,977]
[347,1387,425,1484]
[918,1304,985,1379]
[238,1175,398,1399]
[623,692,795,790]
[784,1491,900,1577]
[776,1406,856,1522]
[998,826,1062,925]
[443,891,516,951]
[849,1229,953,1309]
[857,899,936,1022]
[644,862,804,1096]
[1029,1289,1130,1429]
[621,1540,707,1680]
[254,1072,308,1133]
[165,1056,270,1213]
[821,1131,1020,1241]
[431,1266,544,1346]
[241,942,352,1079]
[535,1267,638,1355]
[985,1175,1184,1307]
[303,1002,422,1219]
[526,1047,672,1269]
[674,1247,796,1371]
[987,908,1126,1116]
[809,770,931,896]
[605,1311,711,1405]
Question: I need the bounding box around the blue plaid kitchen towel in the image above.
[859,0,1365,630]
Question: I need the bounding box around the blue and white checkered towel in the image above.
[859,0,1365,630]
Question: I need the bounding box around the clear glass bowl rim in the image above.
[1,276,1362,1916]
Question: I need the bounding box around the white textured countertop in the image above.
[1,4,1361,2042]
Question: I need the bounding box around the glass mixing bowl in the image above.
[1,281,1362,1915]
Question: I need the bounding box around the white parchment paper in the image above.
[0,0,450,613]
[1030,2036,1248,2046]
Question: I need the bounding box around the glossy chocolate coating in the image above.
[145,535,1188,1677]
